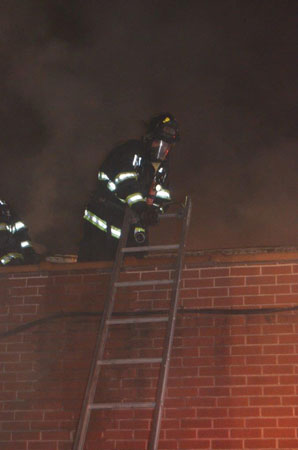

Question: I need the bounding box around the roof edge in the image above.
[0,246,297,274]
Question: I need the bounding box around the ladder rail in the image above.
[72,207,132,450]
[148,196,192,450]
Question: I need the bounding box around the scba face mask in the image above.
[150,140,172,162]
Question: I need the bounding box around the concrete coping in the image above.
[0,246,298,274]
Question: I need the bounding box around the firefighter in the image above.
[78,113,180,261]
[0,199,37,266]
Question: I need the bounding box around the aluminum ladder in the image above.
[73,196,192,450]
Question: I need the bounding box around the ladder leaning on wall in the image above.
[73,196,192,450]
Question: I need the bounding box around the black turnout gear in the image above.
[0,200,37,266]
[78,137,173,261]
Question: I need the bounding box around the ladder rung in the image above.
[89,401,156,410]
[115,279,173,287]
[122,244,179,253]
[97,357,162,366]
[108,316,168,324]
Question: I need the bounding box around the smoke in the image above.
[0,0,297,253]
[187,140,297,250]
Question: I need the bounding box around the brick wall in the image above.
[0,249,298,450]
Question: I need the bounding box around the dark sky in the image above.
[0,0,297,254]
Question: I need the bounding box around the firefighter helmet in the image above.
[145,113,180,144]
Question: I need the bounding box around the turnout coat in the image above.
[78,140,172,261]
[0,200,36,266]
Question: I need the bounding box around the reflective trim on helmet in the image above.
[0,252,24,265]
[21,240,32,248]
[146,114,179,143]
[111,226,121,239]
[126,193,145,206]
[155,189,171,200]
[83,210,121,239]
[84,209,107,232]
[115,172,138,185]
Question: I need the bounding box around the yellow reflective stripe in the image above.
[0,223,9,231]
[84,210,107,232]
[83,210,121,239]
[13,221,26,232]
[107,181,116,191]
[1,252,24,265]
[21,240,32,248]
[134,226,145,234]
[98,170,139,194]
[0,222,27,233]
[126,193,145,206]
[98,171,109,181]
[98,171,116,191]
[111,226,121,239]
[0,223,29,233]
[115,172,138,185]
[156,189,171,200]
